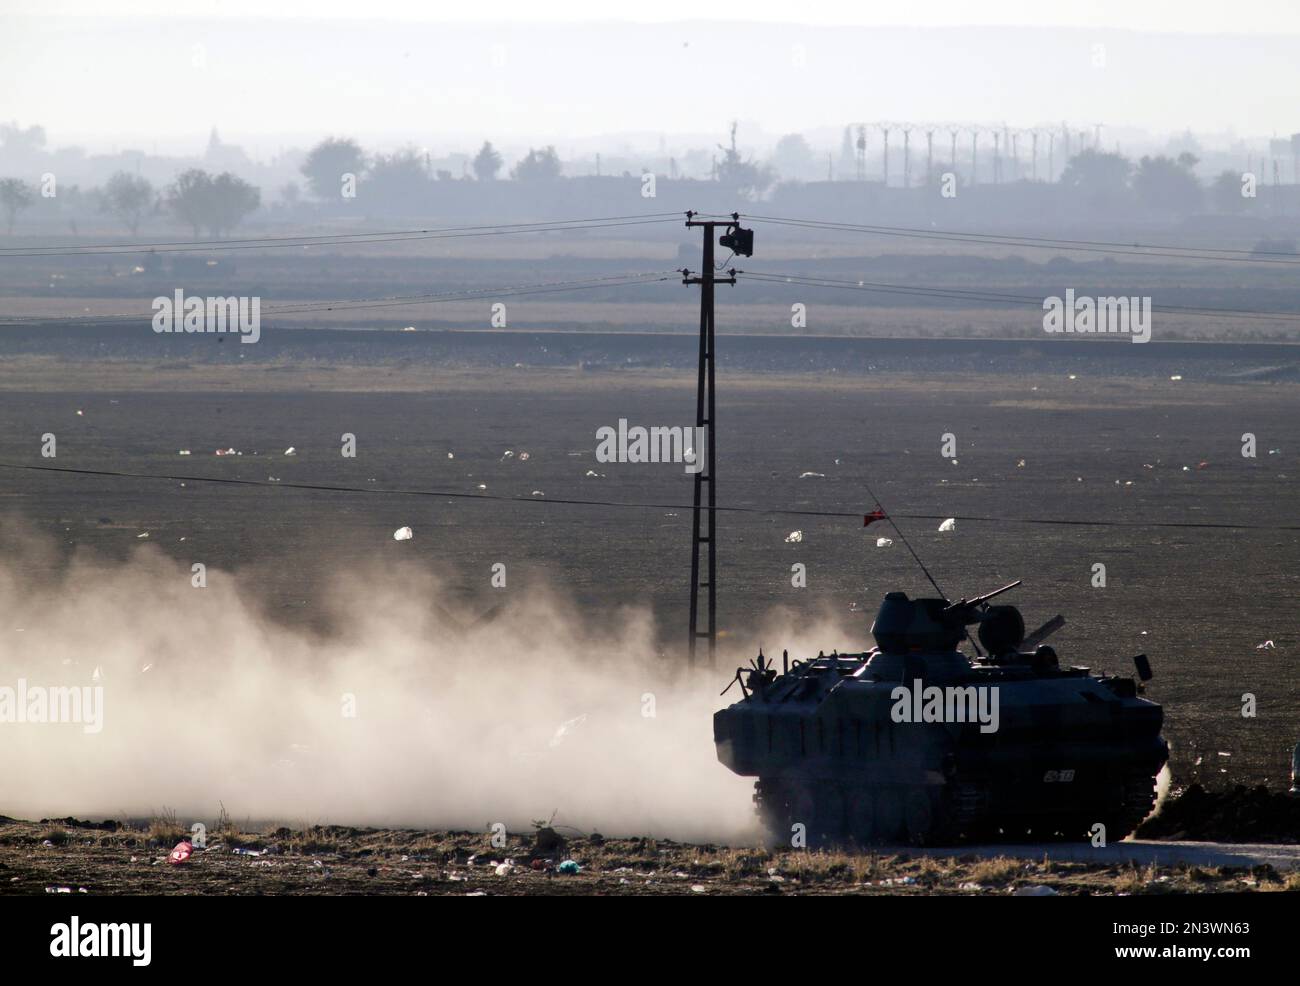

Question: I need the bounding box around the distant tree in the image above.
[1133,154,1202,213]
[165,169,260,237]
[368,148,431,202]
[206,172,260,236]
[1059,148,1132,209]
[0,177,35,234]
[511,146,562,181]
[716,122,773,198]
[1211,169,1248,214]
[300,137,366,200]
[473,141,503,181]
[770,133,817,182]
[102,171,154,235]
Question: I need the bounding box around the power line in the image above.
[740,270,1300,323]
[739,213,1300,266]
[0,214,685,258]
[1,461,1295,532]
[0,271,678,325]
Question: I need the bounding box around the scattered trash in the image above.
[167,841,193,865]
[232,847,267,856]
[690,884,707,893]
[177,450,191,456]
[875,537,893,547]
[1197,461,1210,470]
[557,860,581,875]
[284,447,296,456]
[1256,640,1276,650]
[136,532,149,539]
[958,882,984,891]
[584,470,604,478]
[215,448,238,456]
[1016,459,1026,468]
[1013,885,1058,896]
[501,450,514,460]
[784,530,803,543]
[494,862,514,877]
[938,518,956,532]
[447,452,454,459]
[799,471,825,479]
[393,526,413,541]
[519,451,531,461]
[1170,375,1183,381]
[44,887,73,894]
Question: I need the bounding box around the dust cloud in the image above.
[0,522,833,844]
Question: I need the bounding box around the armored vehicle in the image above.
[714,582,1168,845]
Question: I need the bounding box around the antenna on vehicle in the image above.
[864,479,983,658]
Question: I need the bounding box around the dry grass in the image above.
[146,807,185,846]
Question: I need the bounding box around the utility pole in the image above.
[681,211,752,666]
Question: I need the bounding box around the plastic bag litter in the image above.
[1013,885,1058,896]
[1256,640,1276,650]
[548,713,588,748]
[938,518,956,532]
[799,471,825,479]
[167,841,193,865]
[557,860,581,875]
[284,447,296,456]
[784,531,803,543]
[393,526,414,541]
[876,537,893,547]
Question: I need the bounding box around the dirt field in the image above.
[0,328,1297,893]
[6,815,1299,897]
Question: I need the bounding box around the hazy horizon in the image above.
[4,7,1298,156]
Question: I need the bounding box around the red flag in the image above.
[863,508,887,527]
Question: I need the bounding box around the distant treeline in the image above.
[2,131,1299,238]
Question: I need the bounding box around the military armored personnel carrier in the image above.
[714,581,1168,846]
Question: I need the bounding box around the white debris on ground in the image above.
[548,713,588,748]
[938,518,956,532]
[393,526,413,541]
[799,471,825,478]
[1256,640,1276,650]
[876,537,893,547]
[784,530,803,543]
[284,447,296,456]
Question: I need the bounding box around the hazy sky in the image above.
[3,2,1297,154]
